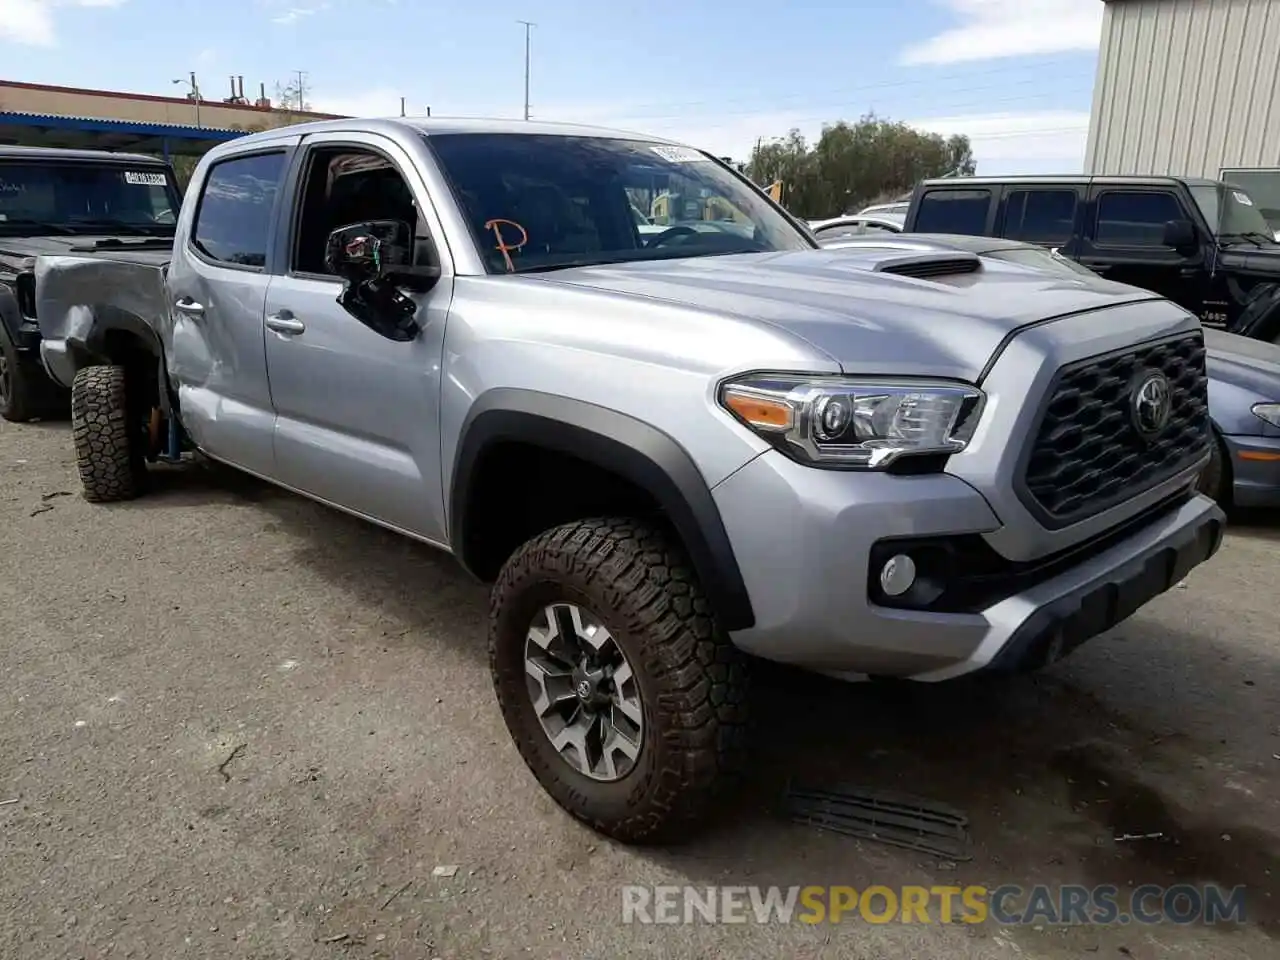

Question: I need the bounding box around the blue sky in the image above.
[1,0,1105,174]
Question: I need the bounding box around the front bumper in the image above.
[1223,434,1280,508]
[10,318,41,352]
[712,450,1225,681]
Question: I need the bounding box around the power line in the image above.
[573,56,1098,117]
[591,78,1097,126]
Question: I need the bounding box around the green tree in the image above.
[747,113,976,218]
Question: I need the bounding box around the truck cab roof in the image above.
[209,116,691,156]
[916,174,1226,190]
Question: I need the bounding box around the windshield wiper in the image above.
[0,218,78,235]
[516,258,624,273]
[1218,231,1276,248]
[66,218,171,237]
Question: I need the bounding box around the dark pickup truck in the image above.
[903,175,1280,345]
[0,146,180,421]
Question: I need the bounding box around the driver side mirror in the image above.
[1162,218,1198,251]
[325,219,412,283]
[324,220,439,342]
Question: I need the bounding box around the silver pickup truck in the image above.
[34,118,1225,844]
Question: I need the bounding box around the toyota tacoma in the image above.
[34,118,1226,844]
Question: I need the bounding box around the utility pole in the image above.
[172,72,201,127]
[517,20,535,120]
[294,69,308,111]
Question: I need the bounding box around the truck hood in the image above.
[1204,328,1280,396]
[530,248,1164,381]
[0,235,173,273]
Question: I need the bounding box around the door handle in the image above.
[173,297,204,316]
[265,312,306,335]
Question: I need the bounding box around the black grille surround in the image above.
[1015,332,1210,530]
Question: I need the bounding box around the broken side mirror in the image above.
[1162,219,1198,251]
[325,220,412,283]
[325,220,437,342]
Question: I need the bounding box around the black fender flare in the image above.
[449,389,756,632]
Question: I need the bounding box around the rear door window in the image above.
[191,151,287,269]
[1001,189,1078,244]
[1094,191,1184,246]
[913,189,992,235]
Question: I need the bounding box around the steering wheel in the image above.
[645,225,700,247]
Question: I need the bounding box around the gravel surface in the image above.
[2,419,1277,960]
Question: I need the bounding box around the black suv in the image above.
[903,175,1280,345]
[0,146,180,421]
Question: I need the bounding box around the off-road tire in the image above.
[1196,432,1229,506]
[71,365,146,502]
[490,517,751,845]
[0,328,66,423]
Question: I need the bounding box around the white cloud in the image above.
[311,87,410,118]
[0,0,125,46]
[900,0,1104,65]
[264,0,330,25]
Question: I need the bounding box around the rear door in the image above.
[1077,185,1208,314]
[995,185,1084,256]
[164,140,298,476]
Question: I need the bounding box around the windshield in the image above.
[1189,183,1276,241]
[424,133,814,274]
[0,161,179,235]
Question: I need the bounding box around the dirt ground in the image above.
[1,418,1277,960]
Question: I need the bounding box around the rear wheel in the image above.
[70,365,148,502]
[489,517,750,844]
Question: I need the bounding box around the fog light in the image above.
[879,554,917,596]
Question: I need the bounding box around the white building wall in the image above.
[1085,0,1280,178]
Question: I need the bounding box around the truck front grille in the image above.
[1018,332,1209,528]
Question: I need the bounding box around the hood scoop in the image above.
[873,251,982,280]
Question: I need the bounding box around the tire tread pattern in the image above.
[490,517,750,845]
[71,365,142,503]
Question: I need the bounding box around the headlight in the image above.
[1252,402,1280,428]
[719,374,984,469]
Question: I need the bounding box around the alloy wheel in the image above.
[523,602,644,782]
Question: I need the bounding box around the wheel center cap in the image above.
[571,666,610,709]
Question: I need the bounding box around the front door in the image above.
[262,134,453,543]
[1077,187,1209,319]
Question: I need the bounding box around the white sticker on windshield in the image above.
[650,145,705,164]
[1233,190,1253,206]
[124,171,167,186]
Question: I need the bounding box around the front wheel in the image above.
[71,365,147,502]
[489,517,750,844]
[0,328,66,423]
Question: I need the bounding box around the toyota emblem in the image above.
[1131,371,1172,439]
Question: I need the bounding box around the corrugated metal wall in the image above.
[1085,0,1280,177]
